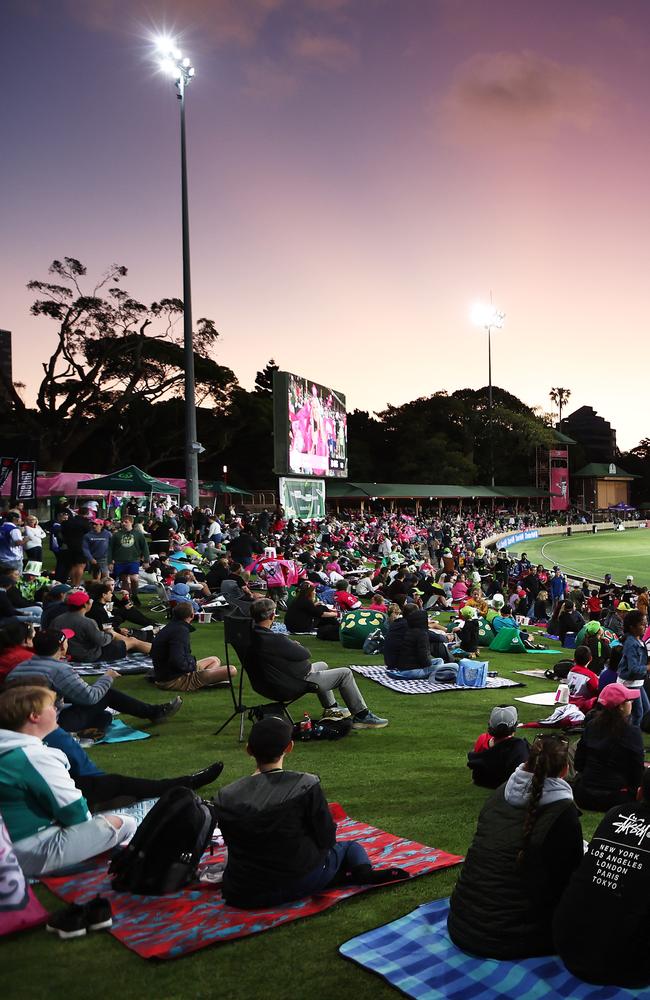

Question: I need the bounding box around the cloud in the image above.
[62,0,284,47]
[242,58,298,101]
[439,50,606,144]
[291,30,359,71]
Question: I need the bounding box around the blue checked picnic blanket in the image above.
[349,665,523,695]
[339,897,640,999]
[71,655,154,676]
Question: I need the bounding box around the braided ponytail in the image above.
[517,736,568,866]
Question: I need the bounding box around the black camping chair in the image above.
[214,618,319,741]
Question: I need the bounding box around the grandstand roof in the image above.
[326,482,555,499]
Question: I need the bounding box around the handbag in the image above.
[456,659,488,688]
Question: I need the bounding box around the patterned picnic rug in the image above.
[349,666,523,695]
[42,803,462,960]
[71,655,154,676]
[339,897,639,999]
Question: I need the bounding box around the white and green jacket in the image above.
[0,730,90,843]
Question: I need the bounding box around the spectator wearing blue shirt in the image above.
[82,520,112,579]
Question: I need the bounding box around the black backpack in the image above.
[545,659,573,681]
[108,786,217,895]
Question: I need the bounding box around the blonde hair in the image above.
[0,686,56,730]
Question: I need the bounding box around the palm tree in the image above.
[549,387,571,431]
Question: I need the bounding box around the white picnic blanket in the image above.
[516,691,559,706]
[349,665,523,695]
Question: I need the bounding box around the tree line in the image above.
[0,257,645,495]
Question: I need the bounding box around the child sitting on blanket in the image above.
[467,705,530,788]
[451,606,479,657]
[214,717,410,909]
[566,645,599,713]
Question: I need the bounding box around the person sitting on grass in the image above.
[0,620,34,681]
[467,705,530,789]
[0,685,137,878]
[332,580,361,612]
[571,683,644,812]
[214,716,409,909]
[566,645,599,713]
[250,599,388,729]
[617,609,650,726]
[151,602,234,692]
[6,627,182,734]
[448,734,583,959]
[598,645,622,692]
[557,599,585,645]
[553,768,650,989]
[451,606,480,657]
[581,620,611,675]
[389,608,449,681]
[40,583,72,629]
[5,676,224,812]
[284,582,339,638]
[55,590,151,662]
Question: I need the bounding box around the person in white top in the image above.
[23,516,47,563]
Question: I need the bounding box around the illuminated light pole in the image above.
[470,300,505,487]
[157,37,201,507]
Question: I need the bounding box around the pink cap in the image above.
[598,683,641,708]
[65,590,90,608]
[60,628,75,640]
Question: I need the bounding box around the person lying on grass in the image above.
[0,685,137,878]
[448,734,583,959]
[467,705,530,789]
[214,716,410,909]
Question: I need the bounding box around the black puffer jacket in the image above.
[448,781,583,958]
[383,617,408,669]
[397,610,431,670]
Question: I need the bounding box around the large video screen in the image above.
[273,371,348,479]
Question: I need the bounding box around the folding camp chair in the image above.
[214,617,319,741]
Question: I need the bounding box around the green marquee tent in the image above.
[76,465,180,495]
[200,480,253,496]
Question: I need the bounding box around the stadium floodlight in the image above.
[470,298,506,487]
[154,35,199,508]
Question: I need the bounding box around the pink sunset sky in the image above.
[4,0,650,450]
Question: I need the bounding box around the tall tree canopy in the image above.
[4,257,237,469]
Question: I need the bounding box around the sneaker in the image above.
[46,903,88,940]
[321,707,352,721]
[151,696,183,723]
[84,895,113,931]
[352,710,388,729]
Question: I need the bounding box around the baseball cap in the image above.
[59,628,75,641]
[65,590,90,607]
[584,620,602,635]
[488,705,518,735]
[49,584,72,596]
[617,602,633,612]
[598,684,640,708]
[247,717,294,760]
[460,606,475,620]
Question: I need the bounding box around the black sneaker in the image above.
[84,895,113,931]
[46,903,89,940]
[150,696,183,723]
[187,761,224,789]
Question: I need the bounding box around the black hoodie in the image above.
[397,610,431,670]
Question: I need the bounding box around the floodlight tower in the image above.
[157,37,201,508]
[470,300,506,487]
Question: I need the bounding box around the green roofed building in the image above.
[573,463,638,510]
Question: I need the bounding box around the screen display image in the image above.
[287,374,347,477]
[279,477,326,520]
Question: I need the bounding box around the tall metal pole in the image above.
[487,324,494,487]
[179,76,199,508]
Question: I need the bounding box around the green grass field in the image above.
[3,605,628,1000]
[509,527,650,584]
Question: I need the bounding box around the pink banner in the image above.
[1,473,219,499]
[549,450,569,511]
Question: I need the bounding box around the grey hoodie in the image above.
[504,763,574,809]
